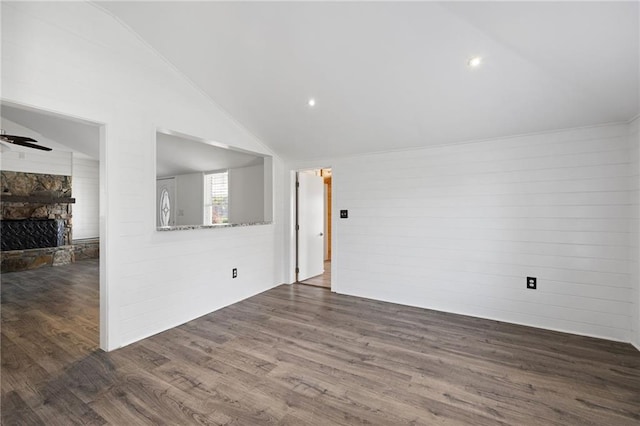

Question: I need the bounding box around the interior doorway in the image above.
[0,101,104,348]
[296,168,332,288]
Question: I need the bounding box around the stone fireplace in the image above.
[1,171,76,272]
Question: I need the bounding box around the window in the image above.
[204,171,229,224]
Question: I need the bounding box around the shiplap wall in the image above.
[332,123,633,342]
[0,148,72,176]
[2,2,284,350]
[631,116,640,349]
[72,158,99,240]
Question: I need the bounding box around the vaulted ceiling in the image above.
[1,103,100,160]
[97,1,639,161]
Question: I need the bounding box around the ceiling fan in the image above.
[0,129,52,151]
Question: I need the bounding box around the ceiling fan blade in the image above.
[9,139,52,151]
[1,134,38,143]
[0,133,52,151]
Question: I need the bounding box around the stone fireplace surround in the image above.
[0,171,92,273]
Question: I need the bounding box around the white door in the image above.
[297,172,325,281]
[157,178,176,227]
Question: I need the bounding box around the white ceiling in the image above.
[99,1,639,161]
[156,132,264,177]
[1,103,100,160]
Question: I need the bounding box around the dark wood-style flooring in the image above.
[2,260,639,425]
[299,261,331,289]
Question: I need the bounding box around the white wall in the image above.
[631,116,640,350]
[2,2,284,350]
[229,163,265,224]
[175,172,204,226]
[72,157,99,239]
[310,123,633,343]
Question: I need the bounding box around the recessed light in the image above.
[308,98,316,107]
[467,56,482,68]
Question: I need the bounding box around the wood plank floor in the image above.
[299,261,331,289]
[2,260,639,425]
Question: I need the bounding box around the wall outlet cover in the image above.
[527,276,537,289]
[340,210,348,218]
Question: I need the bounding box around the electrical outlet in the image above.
[340,210,348,218]
[526,276,537,290]
[232,268,238,279]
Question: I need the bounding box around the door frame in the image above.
[288,166,335,289]
[1,99,110,350]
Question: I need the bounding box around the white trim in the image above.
[98,123,111,350]
[286,170,297,284]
